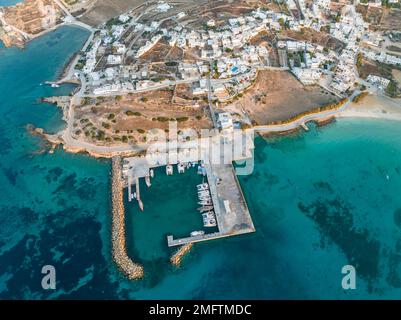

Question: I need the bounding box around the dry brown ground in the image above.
[184,0,270,29]
[2,0,63,35]
[381,8,401,30]
[249,30,279,65]
[78,0,146,26]
[78,0,208,27]
[356,5,383,27]
[392,69,401,85]
[73,89,212,144]
[283,28,345,53]
[224,70,339,125]
[249,30,274,45]
[387,45,401,54]
[139,39,174,63]
[357,58,394,80]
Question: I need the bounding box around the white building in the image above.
[217,112,233,130]
[177,12,186,19]
[366,74,390,90]
[135,35,162,58]
[107,55,122,65]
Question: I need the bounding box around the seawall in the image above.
[111,156,144,280]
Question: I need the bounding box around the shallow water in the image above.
[1,26,401,299]
[0,0,22,6]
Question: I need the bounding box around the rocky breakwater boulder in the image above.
[111,156,144,279]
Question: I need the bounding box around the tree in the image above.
[386,81,397,98]
[356,53,363,68]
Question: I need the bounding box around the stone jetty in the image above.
[111,156,144,280]
[170,243,194,267]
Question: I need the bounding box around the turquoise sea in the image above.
[1,26,401,299]
[0,0,22,6]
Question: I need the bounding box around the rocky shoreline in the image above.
[0,30,26,48]
[42,96,71,122]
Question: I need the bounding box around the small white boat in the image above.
[51,83,60,88]
[190,230,205,237]
[198,200,212,206]
[204,219,216,227]
[166,164,173,175]
[197,183,209,191]
[150,169,154,178]
[202,211,216,227]
[177,163,185,173]
[198,191,210,197]
[202,216,217,227]
[198,205,213,212]
[145,175,151,187]
[202,211,215,218]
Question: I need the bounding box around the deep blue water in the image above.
[1,26,401,299]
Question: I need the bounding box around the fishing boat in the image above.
[202,211,215,217]
[198,192,210,197]
[145,175,151,187]
[198,190,210,195]
[177,163,185,173]
[204,218,216,227]
[197,183,209,191]
[197,205,213,212]
[198,200,213,206]
[197,165,206,176]
[166,164,173,175]
[190,230,205,237]
[202,212,217,227]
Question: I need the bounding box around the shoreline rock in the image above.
[42,96,71,122]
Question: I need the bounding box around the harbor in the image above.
[120,132,256,248]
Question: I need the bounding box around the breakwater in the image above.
[111,156,144,280]
[170,243,194,267]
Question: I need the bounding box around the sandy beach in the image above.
[337,94,401,121]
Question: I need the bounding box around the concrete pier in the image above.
[111,156,144,280]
